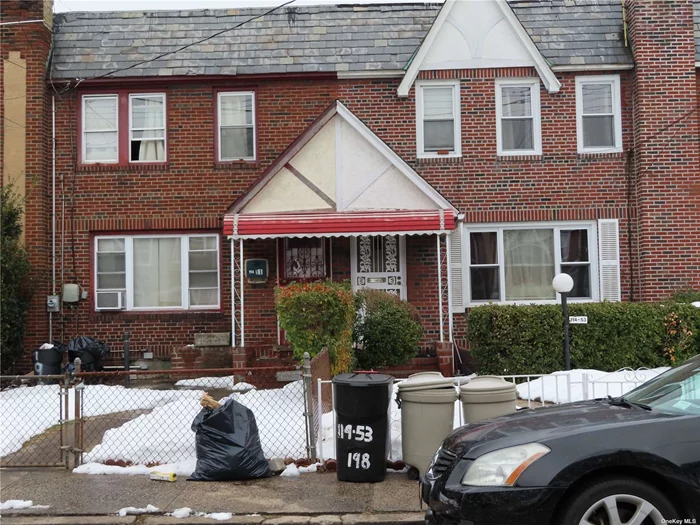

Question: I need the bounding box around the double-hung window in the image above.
[416,81,461,158]
[467,223,598,304]
[218,92,255,161]
[576,75,622,153]
[495,79,541,156]
[81,92,166,164]
[95,234,220,311]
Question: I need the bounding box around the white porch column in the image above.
[240,238,245,348]
[446,232,453,343]
[231,238,236,348]
[437,233,444,343]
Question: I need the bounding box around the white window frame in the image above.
[415,80,462,159]
[94,233,220,311]
[218,91,256,162]
[82,94,119,164]
[464,221,599,306]
[495,78,542,156]
[575,75,623,154]
[128,93,167,163]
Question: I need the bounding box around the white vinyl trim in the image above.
[495,78,542,156]
[415,80,462,159]
[82,94,119,164]
[128,93,167,163]
[575,75,623,154]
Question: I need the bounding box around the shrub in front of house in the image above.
[1,184,34,374]
[670,289,700,304]
[467,302,700,375]
[353,289,424,370]
[275,280,355,375]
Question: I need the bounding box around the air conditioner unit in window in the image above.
[96,290,125,310]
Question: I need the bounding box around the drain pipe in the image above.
[50,95,57,342]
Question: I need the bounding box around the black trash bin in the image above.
[333,372,394,483]
[32,347,64,376]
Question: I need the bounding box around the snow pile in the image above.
[167,508,232,520]
[77,379,307,471]
[1,384,184,457]
[117,504,159,516]
[279,462,320,478]
[516,368,669,404]
[82,389,203,465]
[175,377,256,392]
[0,500,50,510]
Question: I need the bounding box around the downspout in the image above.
[50,95,57,342]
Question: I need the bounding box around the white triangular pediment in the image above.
[240,102,455,215]
[423,0,534,70]
[397,0,561,97]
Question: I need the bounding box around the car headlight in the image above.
[461,443,550,487]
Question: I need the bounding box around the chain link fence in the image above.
[1,366,313,469]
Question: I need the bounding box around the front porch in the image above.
[221,101,462,375]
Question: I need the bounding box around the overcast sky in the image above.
[54,0,441,13]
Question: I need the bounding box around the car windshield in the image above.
[621,355,700,415]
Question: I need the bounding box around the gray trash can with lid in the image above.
[397,372,458,478]
[460,376,516,424]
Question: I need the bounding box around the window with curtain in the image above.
[576,75,622,152]
[496,80,541,155]
[81,92,167,164]
[83,95,119,163]
[417,82,460,157]
[218,92,255,161]
[130,94,166,162]
[94,234,219,310]
[467,224,596,304]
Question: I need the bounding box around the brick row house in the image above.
[2,0,699,373]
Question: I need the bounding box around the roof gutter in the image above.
[551,64,634,72]
[0,19,44,26]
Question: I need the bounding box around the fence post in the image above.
[73,358,83,469]
[302,352,317,460]
[582,373,589,401]
[124,332,131,387]
[61,364,76,469]
[317,378,324,462]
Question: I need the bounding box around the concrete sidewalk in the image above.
[0,469,424,524]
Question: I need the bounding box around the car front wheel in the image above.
[558,477,679,525]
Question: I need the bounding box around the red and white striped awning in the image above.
[223,209,455,239]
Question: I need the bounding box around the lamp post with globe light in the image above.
[552,273,574,370]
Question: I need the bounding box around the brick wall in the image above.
[627,0,700,300]
[11,4,699,369]
[1,1,53,371]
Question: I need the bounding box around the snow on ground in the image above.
[1,500,50,510]
[117,504,159,516]
[515,368,669,404]
[0,384,184,457]
[174,377,256,392]
[167,508,233,520]
[76,380,308,474]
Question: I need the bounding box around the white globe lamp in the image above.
[552,273,574,371]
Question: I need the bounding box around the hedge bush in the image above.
[275,280,355,375]
[353,290,424,370]
[1,184,34,374]
[670,289,700,304]
[467,302,700,375]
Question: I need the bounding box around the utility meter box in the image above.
[46,295,61,312]
[245,259,268,283]
[62,283,80,303]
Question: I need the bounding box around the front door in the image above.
[351,235,407,299]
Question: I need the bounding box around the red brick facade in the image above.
[2,0,699,372]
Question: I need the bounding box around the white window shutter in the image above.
[450,224,465,312]
[598,219,621,302]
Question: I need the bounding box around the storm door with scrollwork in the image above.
[279,238,328,284]
[351,235,406,299]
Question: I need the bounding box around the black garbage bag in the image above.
[189,398,272,481]
[66,336,110,371]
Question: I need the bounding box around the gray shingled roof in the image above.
[54,0,692,80]
[50,4,438,79]
[509,0,631,67]
[695,0,700,62]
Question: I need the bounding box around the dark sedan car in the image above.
[422,354,700,525]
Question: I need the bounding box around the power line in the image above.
[59,0,296,91]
